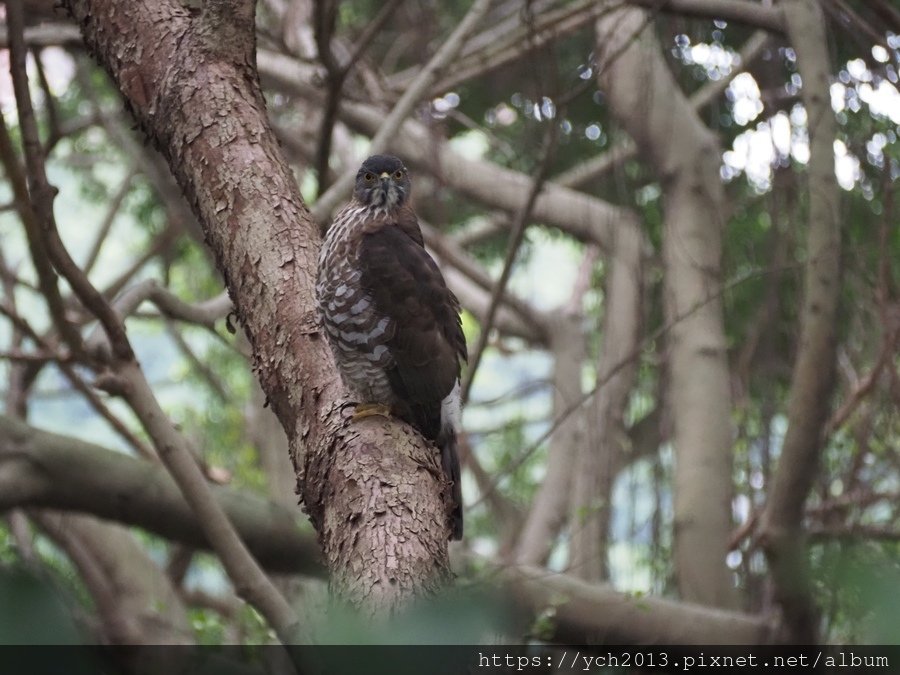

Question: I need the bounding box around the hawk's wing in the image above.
[359,208,466,439]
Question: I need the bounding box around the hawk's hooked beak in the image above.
[379,171,391,187]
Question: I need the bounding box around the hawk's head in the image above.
[354,155,411,210]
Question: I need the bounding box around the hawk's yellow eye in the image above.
[364,173,375,181]
[394,170,403,179]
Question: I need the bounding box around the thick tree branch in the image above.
[66,0,455,616]
[569,209,643,582]
[257,49,647,255]
[595,3,738,609]
[505,566,772,644]
[760,0,842,644]
[626,0,785,32]
[514,309,588,565]
[0,414,322,576]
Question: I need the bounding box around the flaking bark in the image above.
[65,0,451,615]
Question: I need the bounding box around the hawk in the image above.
[316,154,467,540]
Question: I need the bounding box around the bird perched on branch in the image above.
[316,154,467,540]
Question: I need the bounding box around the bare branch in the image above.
[504,565,772,644]
[82,167,137,276]
[0,119,85,361]
[0,23,82,48]
[110,338,302,640]
[312,0,495,220]
[312,0,402,195]
[462,128,558,404]
[0,300,154,458]
[626,0,785,32]
[0,413,322,576]
[6,2,132,363]
[404,0,612,96]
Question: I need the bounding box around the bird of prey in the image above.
[316,154,467,540]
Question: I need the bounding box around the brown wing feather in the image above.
[358,208,465,439]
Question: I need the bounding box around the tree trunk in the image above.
[569,225,643,581]
[595,4,738,609]
[760,0,842,643]
[515,310,586,566]
[65,0,451,615]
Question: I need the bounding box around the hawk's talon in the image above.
[352,402,393,421]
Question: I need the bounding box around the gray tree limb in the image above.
[595,3,738,609]
[0,413,323,576]
[506,565,773,644]
[760,0,842,643]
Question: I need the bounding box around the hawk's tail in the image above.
[440,431,464,541]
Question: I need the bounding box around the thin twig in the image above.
[0,300,155,458]
[312,0,495,222]
[0,106,84,359]
[420,218,549,340]
[30,46,63,152]
[418,0,611,97]
[461,126,559,405]
[5,1,132,363]
[83,167,137,275]
[86,280,230,359]
[312,0,402,196]
[470,262,802,506]
[98,223,180,301]
[164,319,231,403]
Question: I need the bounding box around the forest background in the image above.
[0,0,898,650]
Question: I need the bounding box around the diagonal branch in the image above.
[461,127,558,405]
[312,0,495,221]
[626,0,785,32]
[6,1,132,363]
[0,413,322,576]
[11,0,304,643]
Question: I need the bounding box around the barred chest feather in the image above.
[316,205,397,405]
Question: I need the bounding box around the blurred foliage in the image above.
[0,566,84,645]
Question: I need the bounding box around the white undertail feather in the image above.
[440,379,462,441]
